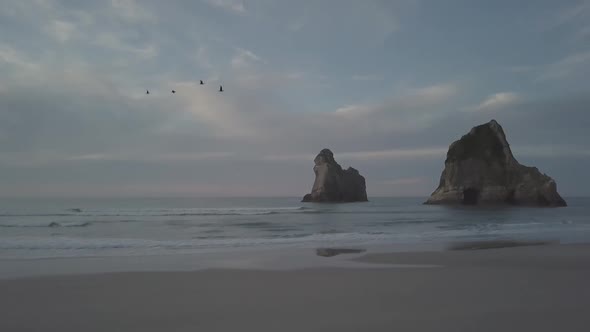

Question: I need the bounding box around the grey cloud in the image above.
[538,50,590,81]
[2,79,590,196]
[1,0,590,197]
[203,0,246,14]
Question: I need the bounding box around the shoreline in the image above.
[0,240,583,280]
[2,243,589,331]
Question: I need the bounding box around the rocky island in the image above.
[425,120,566,207]
[302,149,368,203]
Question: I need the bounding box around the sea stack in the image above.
[302,149,368,203]
[425,120,566,207]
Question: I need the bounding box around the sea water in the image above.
[1,197,589,260]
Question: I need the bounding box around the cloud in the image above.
[203,0,246,14]
[0,151,63,167]
[287,17,307,32]
[316,82,463,144]
[0,45,39,71]
[0,145,452,168]
[505,65,535,73]
[338,148,447,161]
[231,48,262,70]
[514,145,590,158]
[1,69,589,196]
[351,74,383,81]
[554,1,590,27]
[334,83,457,119]
[110,0,157,23]
[382,177,427,186]
[467,92,522,112]
[0,151,235,167]
[162,81,262,139]
[404,84,458,106]
[261,153,315,162]
[67,151,234,162]
[273,0,401,48]
[579,25,590,39]
[195,46,213,69]
[94,33,159,59]
[333,104,372,118]
[227,48,315,90]
[542,0,590,41]
[503,50,590,82]
[1,1,590,197]
[234,71,317,90]
[538,50,590,80]
[263,147,447,162]
[46,20,77,43]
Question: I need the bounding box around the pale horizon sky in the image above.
[1,0,590,197]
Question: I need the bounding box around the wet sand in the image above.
[1,244,590,331]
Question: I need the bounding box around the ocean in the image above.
[1,197,590,260]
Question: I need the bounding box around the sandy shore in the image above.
[2,244,590,332]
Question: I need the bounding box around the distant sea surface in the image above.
[1,197,589,259]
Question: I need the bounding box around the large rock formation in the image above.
[302,149,368,203]
[425,120,566,207]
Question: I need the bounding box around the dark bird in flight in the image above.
[171,90,176,94]
[146,90,150,94]
[200,80,204,85]
[219,85,223,92]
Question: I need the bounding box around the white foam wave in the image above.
[0,232,396,254]
[0,206,312,217]
[0,221,91,228]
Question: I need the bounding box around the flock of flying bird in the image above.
[145,80,223,95]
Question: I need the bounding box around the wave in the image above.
[0,214,80,217]
[264,227,302,233]
[49,221,91,228]
[0,232,396,252]
[0,221,91,228]
[0,206,435,217]
[160,211,281,216]
[0,206,311,217]
[233,221,274,227]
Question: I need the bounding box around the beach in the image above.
[2,243,589,332]
[2,0,590,330]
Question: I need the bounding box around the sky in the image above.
[1,0,590,197]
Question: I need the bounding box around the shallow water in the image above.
[1,197,589,259]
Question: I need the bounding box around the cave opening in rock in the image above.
[537,194,550,207]
[463,188,479,205]
[505,190,516,205]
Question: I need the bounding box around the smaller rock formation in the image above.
[316,248,366,257]
[302,149,368,203]
[425,120,566,207]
